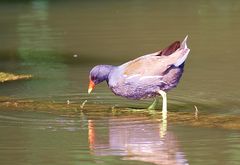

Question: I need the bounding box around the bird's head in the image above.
[88,65,114,94]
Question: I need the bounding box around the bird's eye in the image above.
[91,75,96,81]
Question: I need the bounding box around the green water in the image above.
[0,0,240,164]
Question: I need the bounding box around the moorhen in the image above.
[88,36,190,119]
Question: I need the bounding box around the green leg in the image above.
[158,90,167,120]
[147,98,159,110]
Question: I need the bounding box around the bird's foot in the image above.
[125,107,145,112]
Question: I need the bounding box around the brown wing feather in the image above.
[158,41,180,56]
[121,38,189,77]
[123,41,180,76]
[123,56,167,76]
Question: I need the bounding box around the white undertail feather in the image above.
[174,35,190,67]
[180,35,188,49]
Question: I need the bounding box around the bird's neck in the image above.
[98,65,115,82]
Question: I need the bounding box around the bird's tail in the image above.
[174,35,190,67]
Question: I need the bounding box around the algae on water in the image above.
[0,72,32,82]
[0,97,240,131]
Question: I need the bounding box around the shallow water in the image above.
[0,109,240,165]
[0,0,240,165]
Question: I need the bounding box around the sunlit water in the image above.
[0,0,240,165]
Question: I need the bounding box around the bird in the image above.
[88,36,190,119]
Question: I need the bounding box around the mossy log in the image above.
[0,72,32,82]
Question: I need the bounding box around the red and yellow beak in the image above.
[88,80,95,94]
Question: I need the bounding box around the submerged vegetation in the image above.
[0,72,32,82]
[0,97,240,130]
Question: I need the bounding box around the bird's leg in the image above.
[158,90,167,120]
[147,98,159,110]
[160,117,167,138]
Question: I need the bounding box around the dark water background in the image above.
[0,0,240,165]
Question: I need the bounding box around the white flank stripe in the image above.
[139,75,163,80]
[125,75,166,84]
[125,74,141,79]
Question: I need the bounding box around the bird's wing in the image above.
[136,40,180,59]
[121,36,190,77]
[121,56,168,76]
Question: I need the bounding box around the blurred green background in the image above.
[1,0,239,63]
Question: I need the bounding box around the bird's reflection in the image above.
[88,116,188,165]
